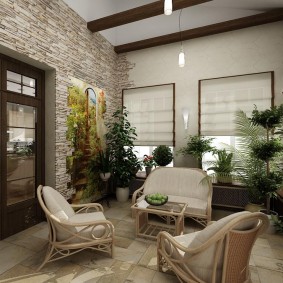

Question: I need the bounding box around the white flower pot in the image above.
[116,187,129,202]
[100,172,111,181]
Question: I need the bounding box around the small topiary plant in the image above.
[152,145,173,166]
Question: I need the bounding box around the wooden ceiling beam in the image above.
[114,9,283,54]
[87,0,212,32]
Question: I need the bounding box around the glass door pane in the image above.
[6,103,36,206]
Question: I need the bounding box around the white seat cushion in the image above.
[167,195,207,216]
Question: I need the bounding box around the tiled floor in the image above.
[0,199,282,283]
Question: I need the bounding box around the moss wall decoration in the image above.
[66,77,107,203]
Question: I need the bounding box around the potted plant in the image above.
[152,145,173,166]
[234,107,283,214]
[143,154,156,176]
[249,104,283,214]
[106,107,140,202]
[206,149,236,184]
[98,149,111,181]
[178,135,216,169]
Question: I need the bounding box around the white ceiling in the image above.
[63,0,283,46]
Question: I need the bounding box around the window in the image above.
[199,72,273,169]
[123,83,175,146]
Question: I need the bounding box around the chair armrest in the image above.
[71,203,104,213]
[207,221,216,226]
[132,186,145,205]
[157,231,199,258]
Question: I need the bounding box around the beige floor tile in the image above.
[10,235,48,252]
[128,239,151,253]
[257,267,283,283]
[96,261,135,283]
[104,208,130,220]
[0,245,35,275]
[252,245,283,260]
[0,201,282,283]
[66,250,115,269]
[253,255,283,273]
[138,244,157,270]
[250,266,260,283]
[70,266,113,283]
[0,241,12,251]
[152,271,180,283]
[114,236,134,249]
[126,265,156,283]
[31,226,49,240]
[113,247,144,264]
[115,220,136,239]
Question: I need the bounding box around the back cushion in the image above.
[43,186,75,220]
[183,211,257,282]
[143,167,210,200]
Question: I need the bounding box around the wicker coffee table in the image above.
[131,200,187,240]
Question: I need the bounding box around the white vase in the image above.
[116,187,129,202]
[100,172,111,181]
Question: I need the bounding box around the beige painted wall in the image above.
[126,21,283,167]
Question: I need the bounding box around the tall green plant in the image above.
[249,105,283,214]
[106,107,141,187]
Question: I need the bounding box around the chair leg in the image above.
[36,244,54,271]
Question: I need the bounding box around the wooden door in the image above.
[0,55,45,239]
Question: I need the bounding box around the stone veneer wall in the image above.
[0,0,133,197]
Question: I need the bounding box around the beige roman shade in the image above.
[200,72,273,136]
[123,84,175,146]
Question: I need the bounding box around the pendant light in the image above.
[164,0,172,15]
[178,9,185,67]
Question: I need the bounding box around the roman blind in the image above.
[123,83,175,146]
[200,72,273,136]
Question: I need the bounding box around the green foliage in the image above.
[106,107,140,187]
[233,110,267,203]
[178,135,216,169]
[152,145,173,166]
[251,138,283,161]
[234,106,283,211]
[207,149,236,183]
[98,149,111,173]
[250,104,283,129]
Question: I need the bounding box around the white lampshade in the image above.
[164,0,172,15]
[178,50,185,67]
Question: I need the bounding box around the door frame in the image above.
[0,54,45,239]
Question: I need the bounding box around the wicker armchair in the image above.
[37,185,114,270]
[157,211,269,283]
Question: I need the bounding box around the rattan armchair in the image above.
[157,211,269,283]
[37,185,114,270]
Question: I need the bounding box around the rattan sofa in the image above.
[132,167,212,226]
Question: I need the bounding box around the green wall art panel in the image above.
[66,77,107,203]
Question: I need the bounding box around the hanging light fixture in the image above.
[164,0,172,15]
[178,9,185,67]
